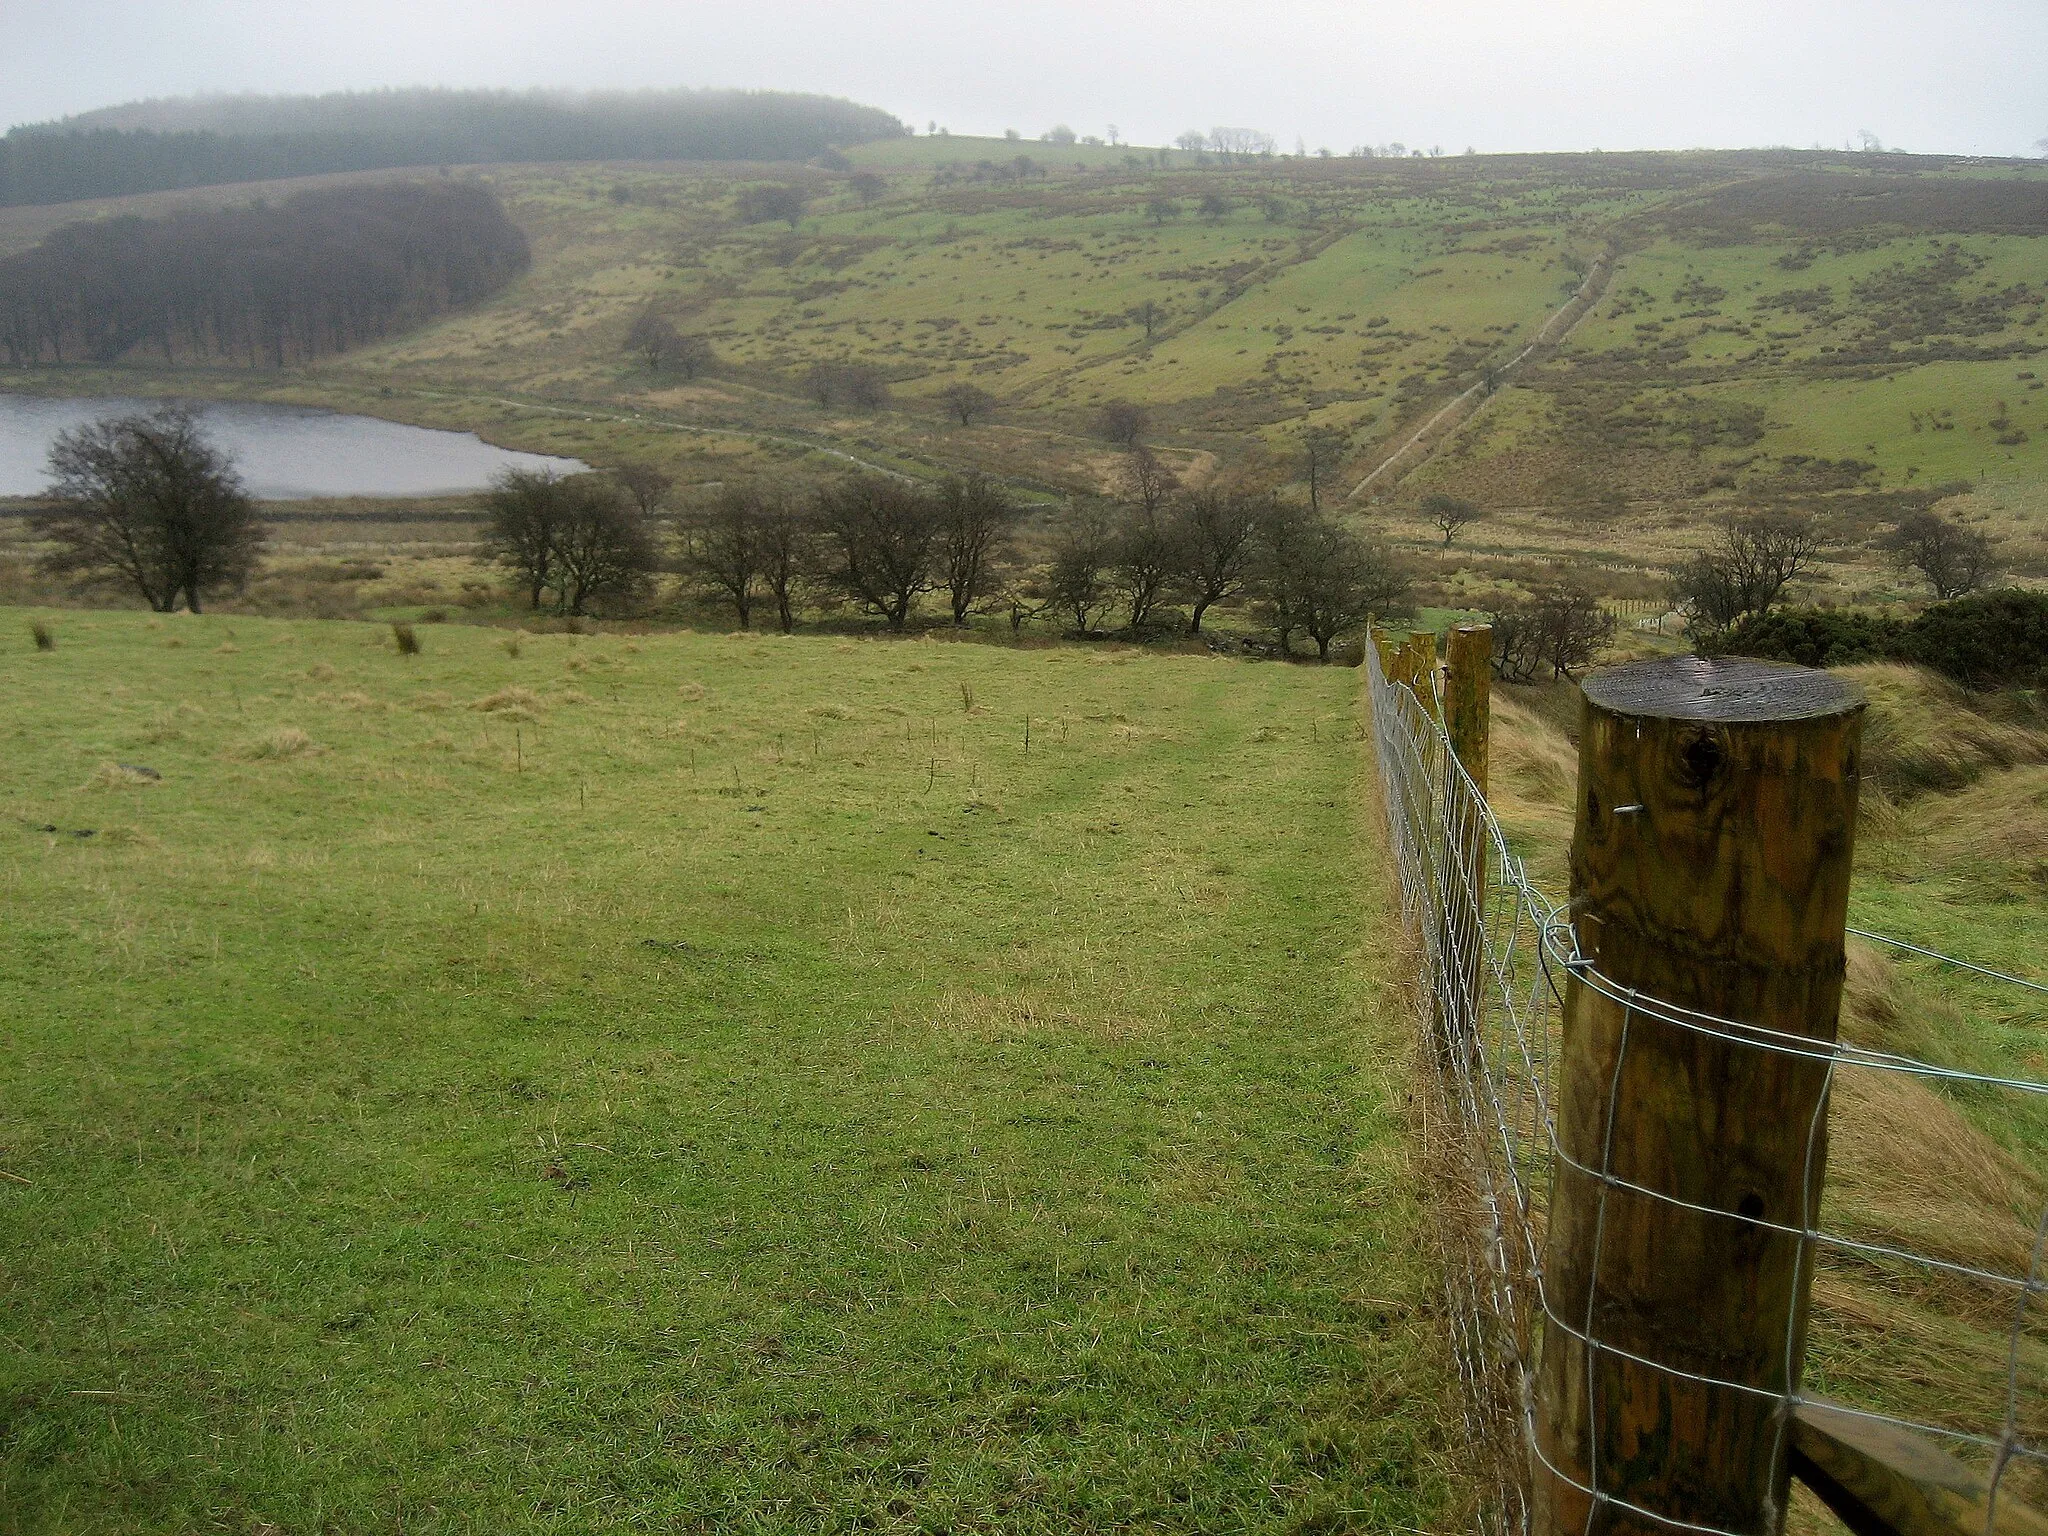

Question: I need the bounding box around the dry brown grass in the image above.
[237,726,321,761]
[469,686,543,717]
[1844,663,2048,798]
[83,762,161,791]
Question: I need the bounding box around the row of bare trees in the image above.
[1666,506,2001,640]
[669,469,1411,658]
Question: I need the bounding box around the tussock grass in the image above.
[30,620,52,651]
[391,621,420,656]
[1845,663,2048,799]
[83,761,160,790]
[469,685,543,716]
[237,725,320,760]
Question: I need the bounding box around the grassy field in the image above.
[0,608,1454,1534]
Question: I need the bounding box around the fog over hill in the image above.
[0,87,907,208]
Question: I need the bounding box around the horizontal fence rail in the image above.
[1363,633,2048,1536]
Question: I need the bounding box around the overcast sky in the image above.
[9,0,2046,158]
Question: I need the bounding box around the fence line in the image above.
[1363,635,2048,1536]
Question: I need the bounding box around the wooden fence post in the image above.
[1373,626,1404,686]
[1445,625,1491,798]
[1532,656,1865,1536]
[1401,630,1439,717]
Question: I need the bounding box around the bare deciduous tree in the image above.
[1884,510,2001,600]
[935,472,1017,625]
[1115,446,1179,515]
[550,476,656,616]
[1259,505,1410,659]
[1298,427,1347,511]
[1420,491,1482,547]
[626,311,680,370]
[481,467,569,611]
[806,362,891,411]
[1127,298,1163,340]
[610,463,673,518]
[735,185,808,228]
[685,482,769,628]
[1046,502,1116,634]
[938,381,996,425]
[756,489,813,635]
[484,468,655,616]
[1669,511,1825,636]
[849,172,886,208]
[1094,399,1149,447]
[1207,127,1277,160]
[625,312,712,377]
[1170,486,1264,633]
[1110,503,1180,630]
[37,405,263,613]
[813,476,940,630]
[1490,583,1617,682]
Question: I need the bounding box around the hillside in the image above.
[1,148,2045,626]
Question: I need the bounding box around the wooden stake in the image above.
[1373,626,1404,684]
[1533,656,1865,1536]
[1400,630,1439,717]
[1444,626,1491,799]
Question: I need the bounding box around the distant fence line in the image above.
[1363,628,2047,1536]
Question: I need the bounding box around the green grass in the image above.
[0,609,1450,1534]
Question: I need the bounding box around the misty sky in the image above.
[10,0,2047,158]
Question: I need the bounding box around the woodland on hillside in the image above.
[0,88,908,208]
[0,181,529,367]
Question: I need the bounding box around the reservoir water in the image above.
[0,394,586,500]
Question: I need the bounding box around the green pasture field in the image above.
[0,609,1453,1534]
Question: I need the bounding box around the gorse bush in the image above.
[1718,590,2048,690]
[1714,609,1903,670]
[1898,589,2048,690]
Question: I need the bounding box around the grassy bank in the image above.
[0,609,1448,1533]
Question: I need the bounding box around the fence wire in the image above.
[1363,638,2048,1536]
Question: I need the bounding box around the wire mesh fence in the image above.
[1363,637,2048,1536]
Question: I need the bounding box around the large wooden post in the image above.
[1444,626,1491,799]
[1440,625,1493,1055]
[1533,656,1865,1536]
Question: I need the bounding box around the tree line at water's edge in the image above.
[0,88,908,208]
[27,405,1414,660]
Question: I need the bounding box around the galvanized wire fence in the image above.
[1363,638,2048,1536]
